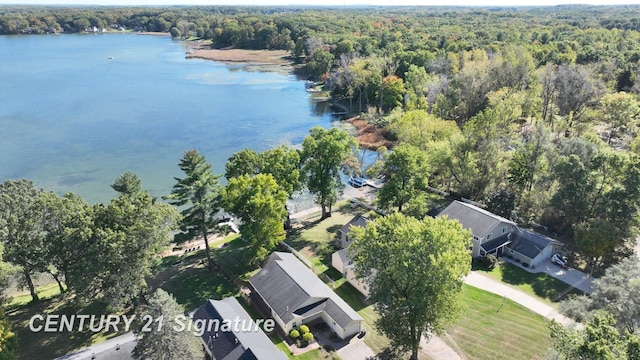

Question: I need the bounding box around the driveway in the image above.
[335,337,377,360]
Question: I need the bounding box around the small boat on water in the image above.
[107,56,114,60]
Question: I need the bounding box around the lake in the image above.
[0,33,338,205]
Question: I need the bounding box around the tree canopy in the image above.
[350,213,471,359]
[301,126,357,219]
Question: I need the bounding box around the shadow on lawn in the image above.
[149,252,238,310]
[7,296,116,360]
[334,282,368,311]
[499,263,578,302]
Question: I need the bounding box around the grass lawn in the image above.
[6,295,123,360]
[6,282,62,311]
[286,201,364,274]
[445,285,552,360]
[473,261,580,306]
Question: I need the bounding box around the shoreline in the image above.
[346,116,396,150]
[185,43,291,64]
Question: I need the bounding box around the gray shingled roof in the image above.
[340,214,370,235]
[191,297,287,360]
[249,252,362,329]
[480,234,511,253]
[438,201,515,237]
[508,229,561,260]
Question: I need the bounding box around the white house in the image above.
[331,248,370,297]
[249,252,363,340]
[331,214,372,297]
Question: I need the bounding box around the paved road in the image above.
[465,272,577,327]
[54,332,136,360]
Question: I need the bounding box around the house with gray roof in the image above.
[504,228,563,267]
[438,200,516,258]
[438,201,563,267]
[248,252,363,340]
[338,214,370,249]
[332,214,372,297]
[190,297,288,360]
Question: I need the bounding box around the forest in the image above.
[1,4,640,359]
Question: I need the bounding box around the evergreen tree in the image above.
[166,150,222,269]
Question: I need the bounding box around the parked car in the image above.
[552,253,568,268]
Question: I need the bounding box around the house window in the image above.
[502,227,507,233]
[472,235,479,241]
[510,249,514,254]
[486,233,492,240]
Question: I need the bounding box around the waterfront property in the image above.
[332,214,371,297]
[248,252,363,340]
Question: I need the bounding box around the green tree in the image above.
[379,75,406,112]
[307,48,334,80]
[165,149,222,269]
[222,174,287,262]
[133,289,204,360]
[225,148,262,180]
[0,307,17,360]
[574,220,619,278]
[260,146,301,198]
[391,110,460,151]
[599,92,640,145]
[404,64,430,110]
[0,179,47,303]
[561,256,640,335]
[38,191,93,294]
[377,144,429,214]
[111,171,143,197]
[301,127,357,219]
[553,64,605,128]
[350,213,471,359]
[550,313,627,360]
[80,182,179,309]
[226,146,301,198]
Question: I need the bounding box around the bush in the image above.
[515,258,521,263]
[289,329,300,339]
[303,332,314,343]
[483,254,499,269]
[522,262,529,268]
[299,325,310,334]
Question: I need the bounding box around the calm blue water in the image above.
[0,34,335,204]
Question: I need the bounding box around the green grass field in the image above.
[445,285,553,360]
[474,261,580,306]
